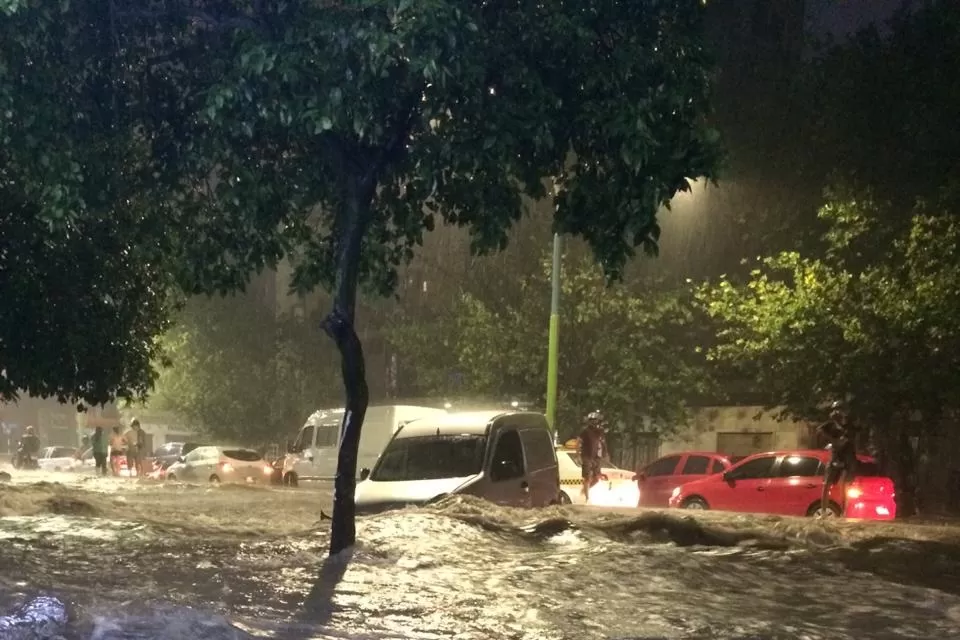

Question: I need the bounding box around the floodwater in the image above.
[1,469,960,639]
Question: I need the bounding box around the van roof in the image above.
[394,410,523,438]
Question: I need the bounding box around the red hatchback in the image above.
[667,450,896,520]
[636,452,739,507]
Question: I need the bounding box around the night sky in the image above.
[812,0,915,37]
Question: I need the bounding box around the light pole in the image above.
[545,232,561,432]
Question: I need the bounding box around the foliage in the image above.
[697,193,960,510]
[810,0,960,213]
[389,255,711,441]
[150,293,341,446]
[3,0,721,551]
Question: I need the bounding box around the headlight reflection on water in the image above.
[586,481,640,508]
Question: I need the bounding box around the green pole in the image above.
[545,232,561,433]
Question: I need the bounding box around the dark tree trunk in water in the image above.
[324,174,374,556]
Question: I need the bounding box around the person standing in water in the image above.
[578,411,608,503]
[90,426,108,476]
[124,418,146,477]
[817,401,858,517]
[109,425,126,476]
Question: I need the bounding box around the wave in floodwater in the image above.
[1,484,960,639]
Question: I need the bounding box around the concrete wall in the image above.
[661,405,815,456]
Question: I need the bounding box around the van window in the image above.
[491,429,525,482]
[292,426,315,451]
[519,428,555,472]
[315,425,338,448]
[371,435,486,482]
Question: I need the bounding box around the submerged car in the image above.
[668,450,896,520]
[355,410,560,514]
[165,446,274,485]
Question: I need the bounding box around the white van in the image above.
[354,410,561,514]
[281,404,446,486]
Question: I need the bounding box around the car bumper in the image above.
[845,497,896,521]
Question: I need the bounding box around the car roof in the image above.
[738,449,876,461]
[664,451,732,458]
[396,410,525,438]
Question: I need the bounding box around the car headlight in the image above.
[671,487,681,500]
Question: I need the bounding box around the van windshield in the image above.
[371,435,487,482]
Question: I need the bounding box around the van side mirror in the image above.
[177,456,185,464]
[359,468,370,481]
[723,471,735,482]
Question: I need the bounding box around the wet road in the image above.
[1,471,960,639]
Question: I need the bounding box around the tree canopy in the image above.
[149,291,341,447]
[697,191,960,512]
[2,0,721,551]
[388,253,710,441]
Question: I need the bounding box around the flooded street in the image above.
[2,470,960,639]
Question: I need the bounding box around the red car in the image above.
[636,452,739,507]
[667,450,896,520]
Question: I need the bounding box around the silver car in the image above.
[355,410,561,514]
[165,445,273,485]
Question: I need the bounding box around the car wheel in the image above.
[209,474,221,485]
[807,501,842,518]
[166,473,177,482]
[283,472,298,488]
[682,496,709,510]
[558,491,572,505]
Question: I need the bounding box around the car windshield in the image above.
[371,435,487,482]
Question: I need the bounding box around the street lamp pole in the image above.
[545,232,562,432]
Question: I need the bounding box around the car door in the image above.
[485,428,531,507]
[708,455,776,513]
[638,455,683,506]
[764,455,824,515]
[519,427,559,507]
[180,447,208,481]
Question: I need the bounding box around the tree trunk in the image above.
[324,173,375,556]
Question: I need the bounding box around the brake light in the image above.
[220,462,234,473]
[846,487,863,499]
[262,464,273,475]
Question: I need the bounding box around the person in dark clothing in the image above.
[817,402,858,517]
[90,427,108,476]
[17,425,40,466]
[578,410,608,502]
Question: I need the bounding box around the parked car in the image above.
[636,452,738,507]
[165,446,274,485]
[36,446,80,472]
[355,410,560,514]
[668,450,896,520]
[555,442,638,506]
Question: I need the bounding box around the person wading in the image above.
[578,411,608,503]
[817,401,858,517]
[90,426,109,476]
[124,418,146,477]
[109,425,126,476]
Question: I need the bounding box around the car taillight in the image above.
[220,462,234,473]
[262,465,273,475]
[847,487,863,499]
